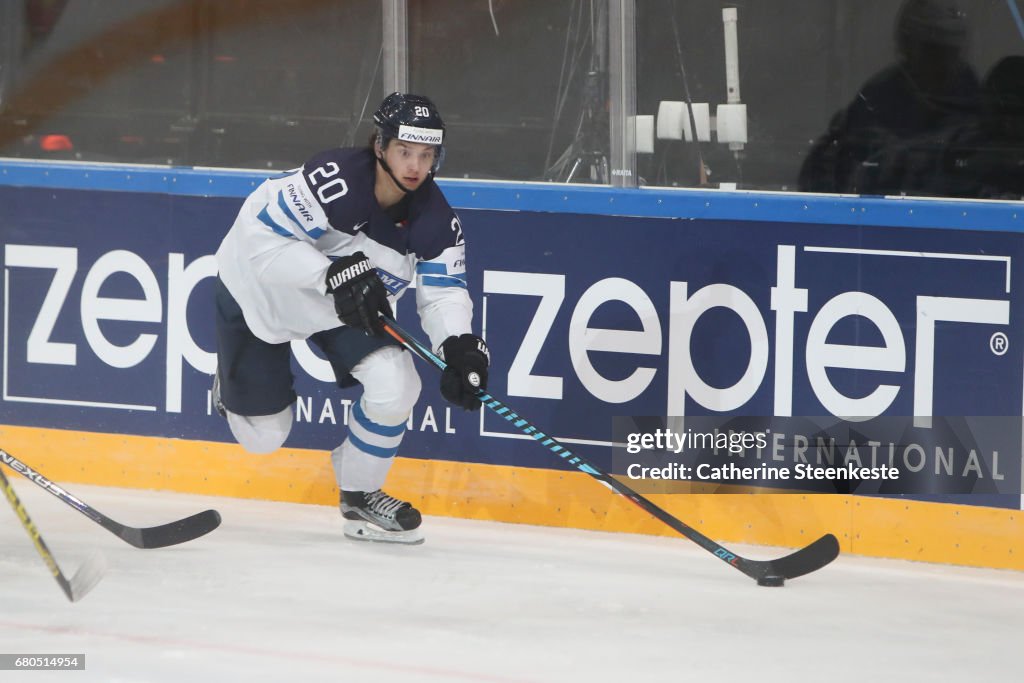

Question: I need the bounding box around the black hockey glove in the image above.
[439,334,490,411]
[325,252,393,336]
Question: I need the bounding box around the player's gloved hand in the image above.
[325,252,393,336]
[439,334,490,411]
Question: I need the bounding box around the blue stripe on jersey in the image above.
[417,262,467,288]
[416,262,448,275]
[277,191,326,240]
[276,191,300,225]
[421,275,467,289]
[257,205,296,239]
[353,401,406,437]
[348,432,400,459]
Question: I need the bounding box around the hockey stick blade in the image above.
[737,533,840,582]
[2,467,107,602]
[0,448,222,549]
[117,509,222,549]
[379,317,840,584]
[64,551,107,602]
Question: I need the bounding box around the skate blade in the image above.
[343,520,424,545]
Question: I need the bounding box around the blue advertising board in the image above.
[1,164,1022,508]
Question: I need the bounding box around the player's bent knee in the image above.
[354,346,421,424]
[226,406,293,454]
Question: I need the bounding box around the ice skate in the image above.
[340,489,424,545]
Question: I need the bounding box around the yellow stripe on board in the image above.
[0,425,1019,571]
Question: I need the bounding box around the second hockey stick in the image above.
[380,316,840,585]
[1,466,105,602]
[0,448,221,549]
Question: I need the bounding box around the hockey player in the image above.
[213,93,489,544]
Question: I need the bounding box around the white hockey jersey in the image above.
[216,147,472,349]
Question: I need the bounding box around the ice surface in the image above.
[0,481,1021,682]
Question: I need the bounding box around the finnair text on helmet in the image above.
[397,125,443,145]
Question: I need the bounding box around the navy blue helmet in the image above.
[373,92,446,172]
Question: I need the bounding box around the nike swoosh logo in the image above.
[353,221,368,232]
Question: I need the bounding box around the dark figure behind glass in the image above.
[798,0,981,195]
[867,55,1024,199]
[966,55,1024,199]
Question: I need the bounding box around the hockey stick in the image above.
[0,466,105,601]
[0,449,221,549]
[380,316,839,585]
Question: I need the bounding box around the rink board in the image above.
[0,424,1020,571]
[1,160,1022,570]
